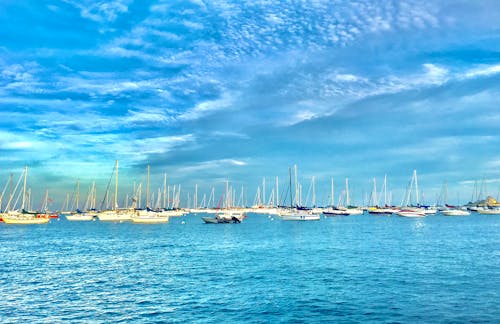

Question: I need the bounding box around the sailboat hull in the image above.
[131,215,170,223]
[97,211,132,222]
[280,212,320,221]
[66,214,95,221]
[396,210,426,218]
[2,215,50,224]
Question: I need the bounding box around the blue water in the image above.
[1,213,498,323]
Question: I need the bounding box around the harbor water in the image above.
[1,213,499,322]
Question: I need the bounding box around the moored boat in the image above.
[131,208,169,223]
[202,214,242,223]
[2,211,50,224]
[476,208,500,215]
[66,212,96,221]
[441,209,470,216]
[279,210,321,221]
[396,209,426,218]
[97,209,133,222]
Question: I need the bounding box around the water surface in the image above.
[1,213,498,322]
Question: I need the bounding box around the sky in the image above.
[1,0,500,209]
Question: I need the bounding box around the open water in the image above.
[0,213,499,323]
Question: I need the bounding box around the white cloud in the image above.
[179,159,247,173]
[284,110,318,126]
[334,73,364,82]
[463,64,500,79]
[183,20,204,30]
[124,108,174,125]
[178,93,233,121]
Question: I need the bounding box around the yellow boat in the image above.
[1,212,50,224]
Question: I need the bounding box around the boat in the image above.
[130,165,170,224]
[323,208,350,216]
[202,213,243,224]
[441,209,470,216]
[278,165,320,221]
[216,209,246,221]
[97,160,132,222]
[97,209,132,222]
[201,179,246,224]
[397,170,427,218]
[66,210,96,221]
[2,211,49,224]
[323,178,362,216]
[476,208,500,215]
[279,209,321,221]
[396,209,426,218]
[132,211,170,224]
[368,207,397,215]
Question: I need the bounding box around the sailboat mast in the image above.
[21,166,28,210]
[195,184,198,208]
[7,174,13,211]
[331,177,334,207]
[146,164,150,208]
[444,181,448,205]
[163,173,167,209]
[312,176,316,207]
[414,170,419,205]
[294,165,298,206]
[384,174,387,206]
[76,179,80,210]
[262,177,265,206]
[275,176,279,207]
[346,178,350,207]
[289,167,293,208]
[226,180,229,209]
[114,160,119,211]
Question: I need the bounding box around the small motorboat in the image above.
[202,215,242,224]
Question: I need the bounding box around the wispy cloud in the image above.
[179,158,248,174]
[63,0,131,23]
[462,64,500,79]
[178,93,233,121]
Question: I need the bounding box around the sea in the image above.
[1,213,498,323]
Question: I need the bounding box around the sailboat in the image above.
[131,164,170,224]
[1,166,50,224]
[396,170,426,218]
[97,160,132,222]
[324,178,363,216]
[279,166,320,221]
[368,175,399,215]
[66,181,98,221]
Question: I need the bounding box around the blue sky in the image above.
[1,0,500,208]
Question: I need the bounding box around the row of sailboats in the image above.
[64,161,183,223]
[4,164,495,224]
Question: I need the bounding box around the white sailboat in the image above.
[396,170,427,218]
[97,160,132,222]
[279,166,320,221]
[131,164,169,224]
[66,180,96,221]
